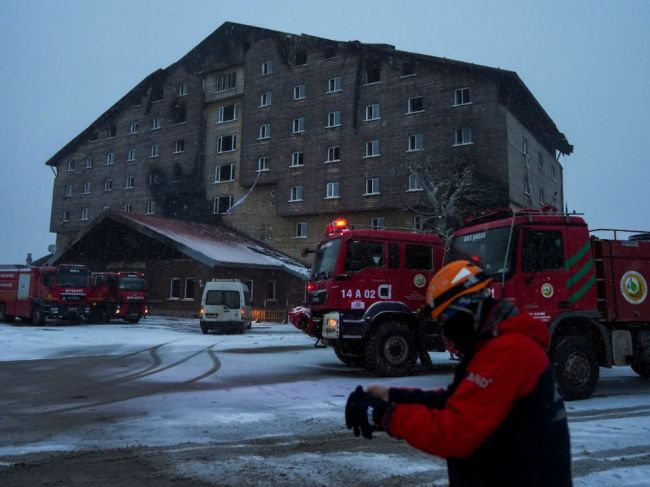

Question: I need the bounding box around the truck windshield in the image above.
[311,238,341,280]
[449,227,514,279]
[206,290,240,308]
[55,268,90,287]
[118,277,146,291]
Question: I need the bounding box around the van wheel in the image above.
[30,306,45,326]
[631,362,650,378]
[0,304,6,322]
[364,321,417,376]
[551,336,599,400]
[238,322,246,334]
[200,324,208,335]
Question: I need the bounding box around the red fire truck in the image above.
[448,207,650,399]
[0,264,92,324]
[89,272,149,323]
[289,218,445,376]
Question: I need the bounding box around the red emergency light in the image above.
[326,217,349,235]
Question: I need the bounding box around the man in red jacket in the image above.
[345,260,572,486]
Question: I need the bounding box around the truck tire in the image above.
[631,362,650,378]
[127,317,141,324]
[551,336,599,401]
[30,306,45,326]
[0,304,6,322]
[364,320,417,377]
[200,323,208,335]
[333,344,365,367]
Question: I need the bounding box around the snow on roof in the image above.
[120,212,309,279]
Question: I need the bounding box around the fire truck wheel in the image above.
[364,321,417,377]
[30,306,45,326]
[0,304,5,322]
[333,345,365,367]
[551,336,599,401]
[631,362,650,378]
[127,317,141,324]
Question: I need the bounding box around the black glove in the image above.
[345,385,388,439]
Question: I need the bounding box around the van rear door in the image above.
[204,289,241,322]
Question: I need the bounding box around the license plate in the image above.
[206,313,219,318]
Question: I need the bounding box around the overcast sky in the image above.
[0,0,648,263]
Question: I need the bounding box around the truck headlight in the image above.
[322,312,340,339]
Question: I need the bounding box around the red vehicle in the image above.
[289,218,445,376]
[90,272,149,323]
[449,207,650,399]
[0,264,92,324]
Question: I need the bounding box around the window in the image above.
[408,134,423,151]
[83,182,91,194]
[538,152,544,169]
[326,182,340,199]
[522,230,564,272]
[295,50,307,66]
[150,144,160,157]
[258,123,271,139]
[85,156,94,169]
[62,210,70,222]
[292,117,305,133]
[66,160,75,172]
[123,203,132,213]
[454,88,471,106]
[408,174,423,191]
[214,163,235,182]
[129,121,139,134]
[365,61,381,84]
[104,179,113,192]
[326,146,340,163]
[365,177,380,195]
[146,201,155,215]
[260,91,272,107]
[327,111,341,128]
[172,102,186,124]
[126,176,135,189]
[324,46,337,59]
[454,127,472,146]
[365,104,380,120]
[327,77,342,93]
[266,280,276,302]
[262,61,273,75]
[293,84,305,100]
[539,187,545,204]
[551,164,557,181]
[213,195,233,214]
[175,139,185,153]
[151,117,161,130]
[89,131,98,142]
[64,184,72,197]
[345,240,384,271]
[370,218,385,230]
[184,278,196,300]
[107,124,117,138]
[401,61,415,77]
[290,185,304,202]
[365,139,380,157]
[170,278,181,299]
[218,104,237,123]
[217,134,237,153]
[413,214,423,231]
[522,137,529,156]
[105,153,114,165]
[216,72,237,92]
[406,244,433,270]
[291,151,304,167]
[407,96,424,113]
[81,208,89,221]
[257,157,269,172]
[151,85,164,101]
[148,173,159,186]
[389,242,400,269]
[178,82,188,96]
[127,148,136,161]
[295,222,308,238]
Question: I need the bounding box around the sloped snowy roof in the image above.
[52,210,309,279]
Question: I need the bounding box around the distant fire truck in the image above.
[89,272,149,323]
[289,218,445,376]
[0,264,92,324]
[449,207,650,399]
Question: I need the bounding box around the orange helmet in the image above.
[426,260,493,320]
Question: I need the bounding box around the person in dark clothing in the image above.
[345,260,572,486]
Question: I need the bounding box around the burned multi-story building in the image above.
[47,21,572,263]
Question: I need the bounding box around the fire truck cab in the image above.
[90,272,149,323]
[290,218,445,376]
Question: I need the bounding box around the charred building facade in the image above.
[47,22,572,263]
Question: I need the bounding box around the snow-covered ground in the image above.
[1,316,649,486]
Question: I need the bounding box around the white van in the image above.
[199,279,252,334]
